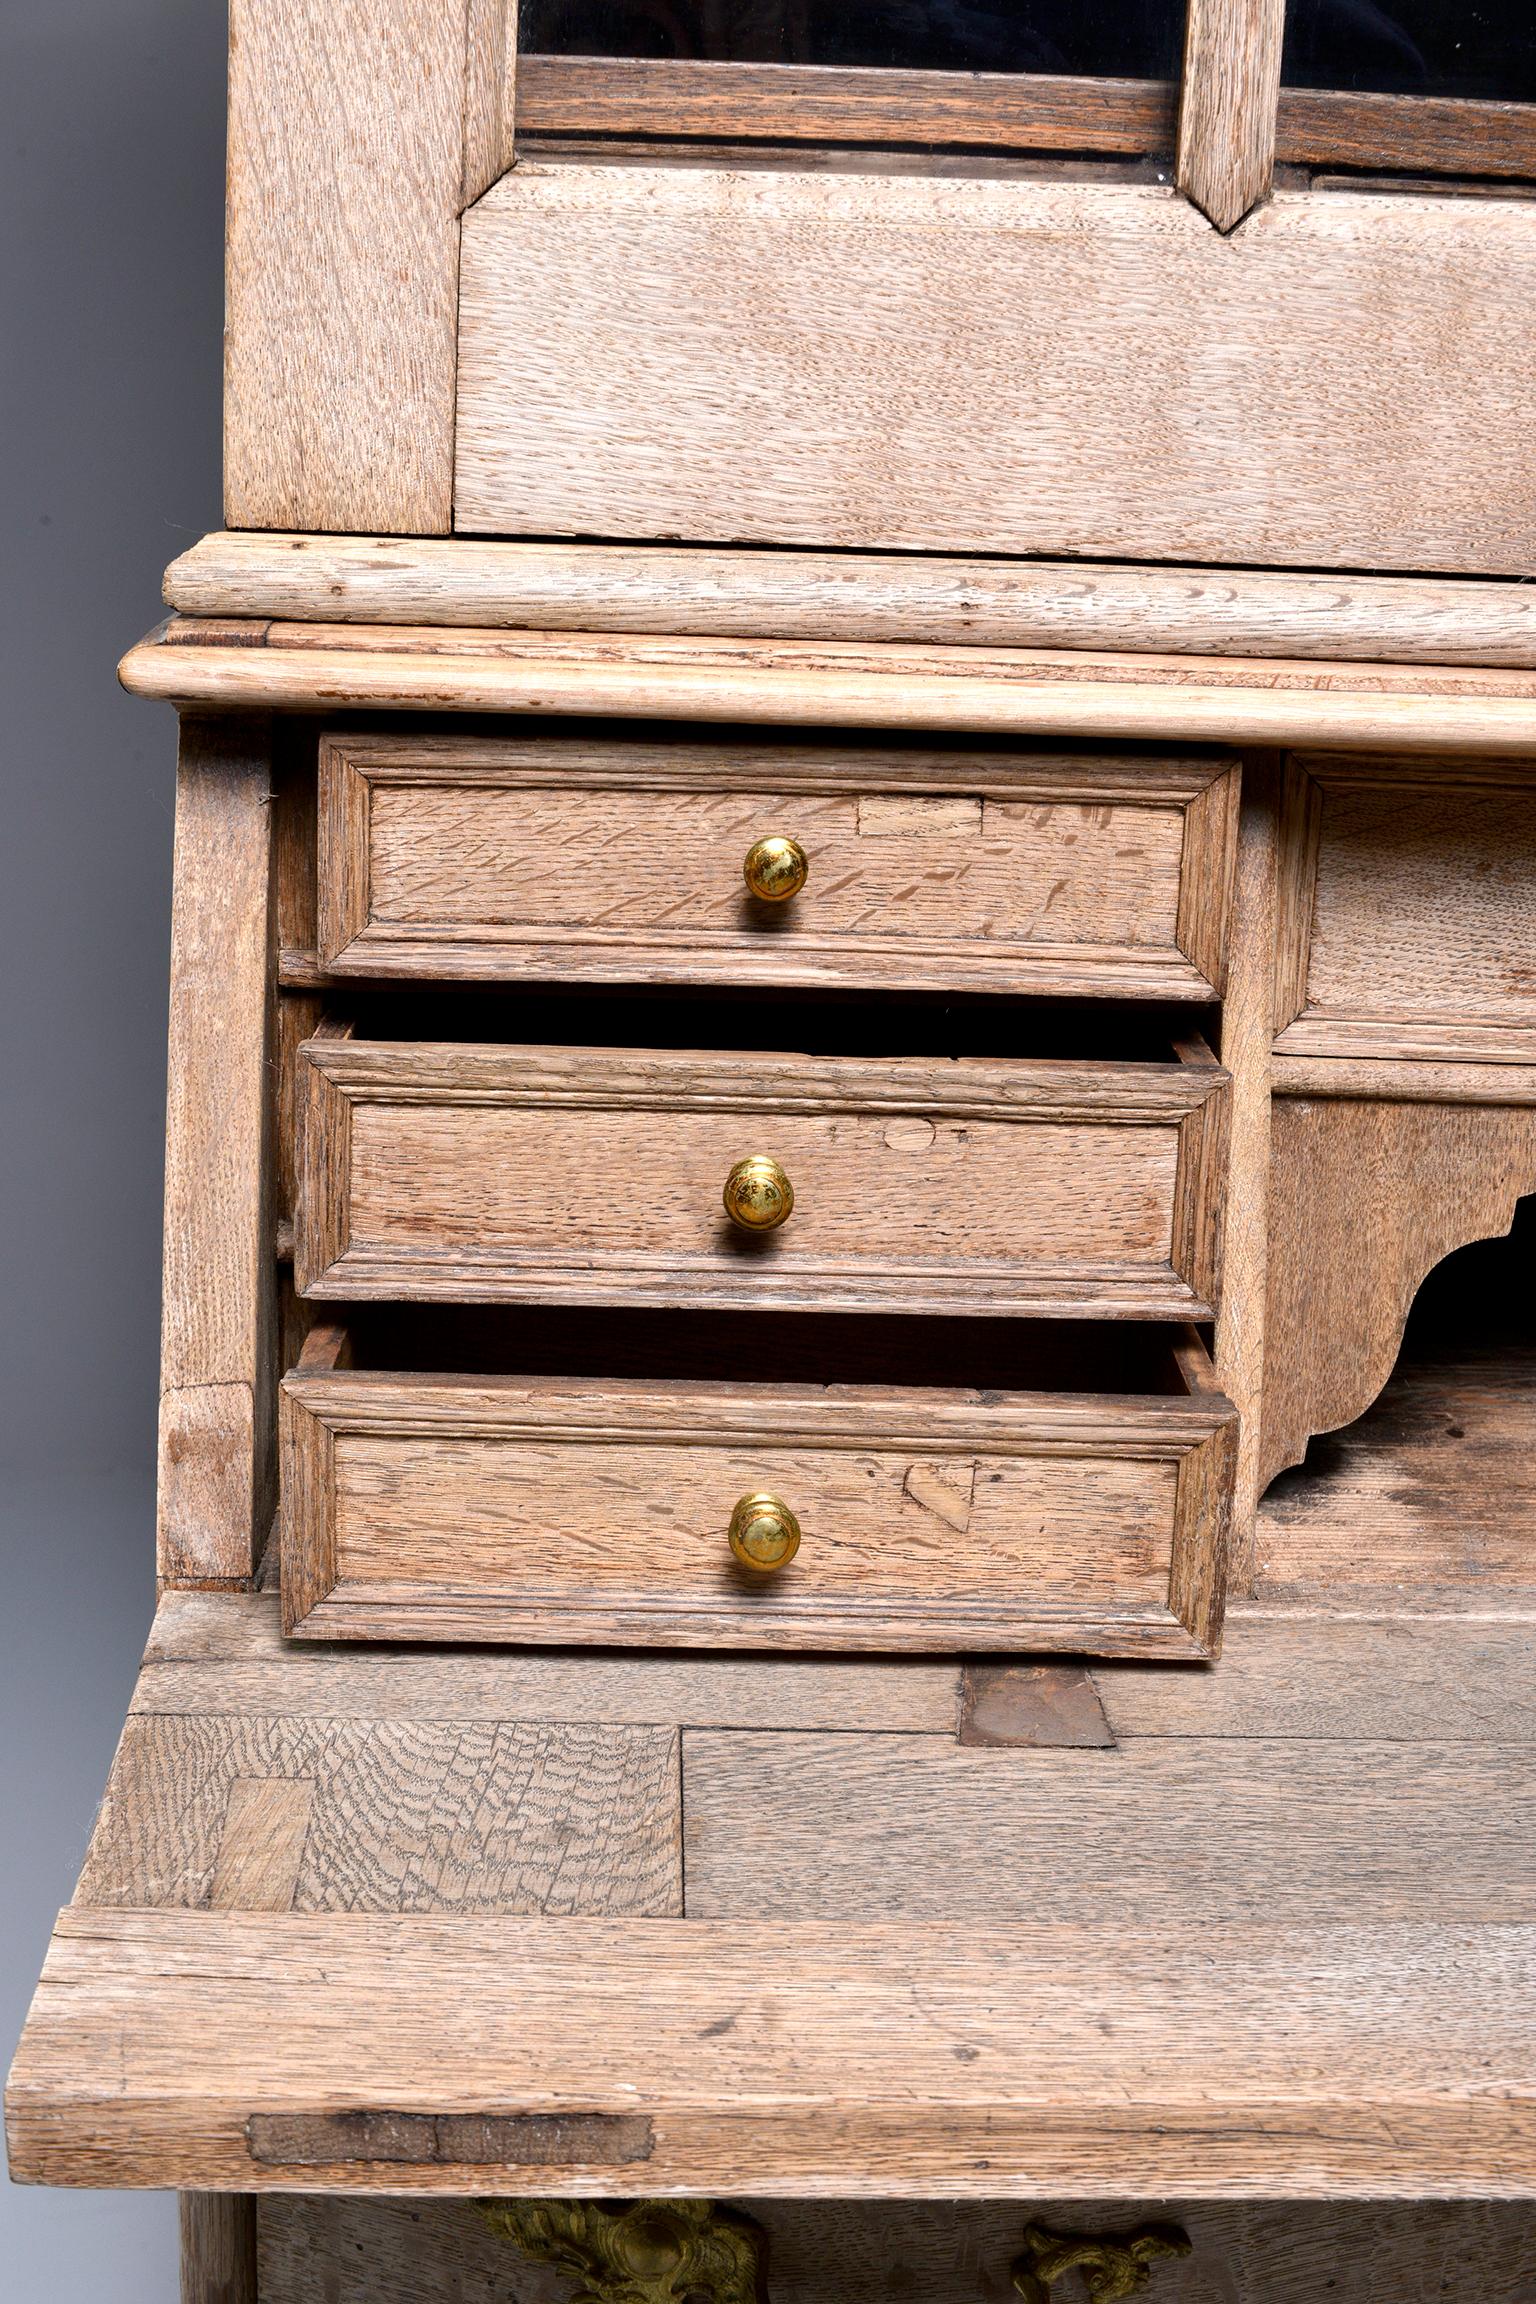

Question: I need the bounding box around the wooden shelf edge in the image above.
[121,620,1536,755]
[9,1909,1536,2197]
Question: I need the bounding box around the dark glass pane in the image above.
[1283,0,1536,101]
[520,0,1184,79]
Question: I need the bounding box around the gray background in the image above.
[2,0,226,2290]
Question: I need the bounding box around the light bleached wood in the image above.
[258,2196,1536,2304]
[455,169,1536,576]
[137,1589,964,1732]
[1273,757,1536,1064]
[76,1713,682,1917]
[1176,0,1285,231]
[11,1910,1536,2194]
[680,1731,1536,1924]
[225,0,481,532]
[461,0,517,206]
[1214,760,1279,1594]
[164,532,1536,669]
[314,733,1237,1000]
[1260,1101,1536,1490]
[1273,1056,1536,1104]
[1257,1350,1536,1614]
[182,2195,257,2304]
[158,718,275,1586]
[295,1038,1230,1320]
[119,620,1536,755]
[280,1352,1235,1655]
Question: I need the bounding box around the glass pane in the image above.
[1283,0,1536,102]
[520,0,1185,79]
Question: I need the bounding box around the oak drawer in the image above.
[295,1029,1229,1320]
[316,733,1238,998]
[280,1322,1235,1655]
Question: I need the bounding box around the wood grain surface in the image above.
[1275,757,1536,1064]
[258,2195,1536,2304]
[316,733,1236,999]
[455,168,1536,574]
[182,2196,258,2304]
[225,0,478,531]
[11,1911,1535,2194]
[164,533,1536,670]
[1261,1098,1536,1488]
[119,620,1536,754]
[279,1358,1234,1654]
[1176,0,1285,230]
[296,1038,1230,1319]
[157,718,276,1586]
[75,1713,681,1917]
[1258,1350,1536,1614]
[681,1730,1536,1923]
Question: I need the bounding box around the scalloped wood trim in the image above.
[1258,1092,1536,1492]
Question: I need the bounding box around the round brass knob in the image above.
[722,1154,794,1232]
[729,1492,801,1573]
[743,835,808,904]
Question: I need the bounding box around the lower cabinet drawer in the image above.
[257,2195,1536,2304]
[279,1323,1235,1656]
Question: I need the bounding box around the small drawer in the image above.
[296,1023,1229,1321]
[280,1318,1236,1655]
[315,732,1238,998]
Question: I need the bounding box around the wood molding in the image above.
[1177,0,1286,230]
[158,717,276,1587]
[1259,1094,1536,1490]
[120,622,1536,754]
[164,535,1536,670]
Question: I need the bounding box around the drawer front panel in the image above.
[297,1042,1229,1319]
[318,736,1238,997]
[281,1369,1236,1654]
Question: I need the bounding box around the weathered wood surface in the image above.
[135,1590,1536,1744]
[75,1713,682,1917]
[456,170,1536,575]
[1261,1100,1536,1489]
[681,1730,1536,1923]
[296,1038,1229,1320]
[1275,757,1536,1065]
[1176,0,1285,230]
[119,620,1536,754]
[225,0,487,532]
[158,718,275,1586]
[12,1911,1535,2193]
[164,533,1536,670]
[259,2191,1536,2304]
[1258,1350,1536,1615]
[315,733,1236,1000]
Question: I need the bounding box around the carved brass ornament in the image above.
[480,2198,768,2304]
[743,836,808,904]
[1012,2221,1193,2303]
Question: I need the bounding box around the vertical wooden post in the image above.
[1177,0,1287,231]
[180,2196,258,2304]
[158,715,276,1586]
[1215,754,1281,1590]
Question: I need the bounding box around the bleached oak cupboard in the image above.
[8,0,1536,2297]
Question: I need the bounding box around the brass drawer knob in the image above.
[729,1492,802,1573]
[743,834,808,903]
[722,1154,794,1232]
